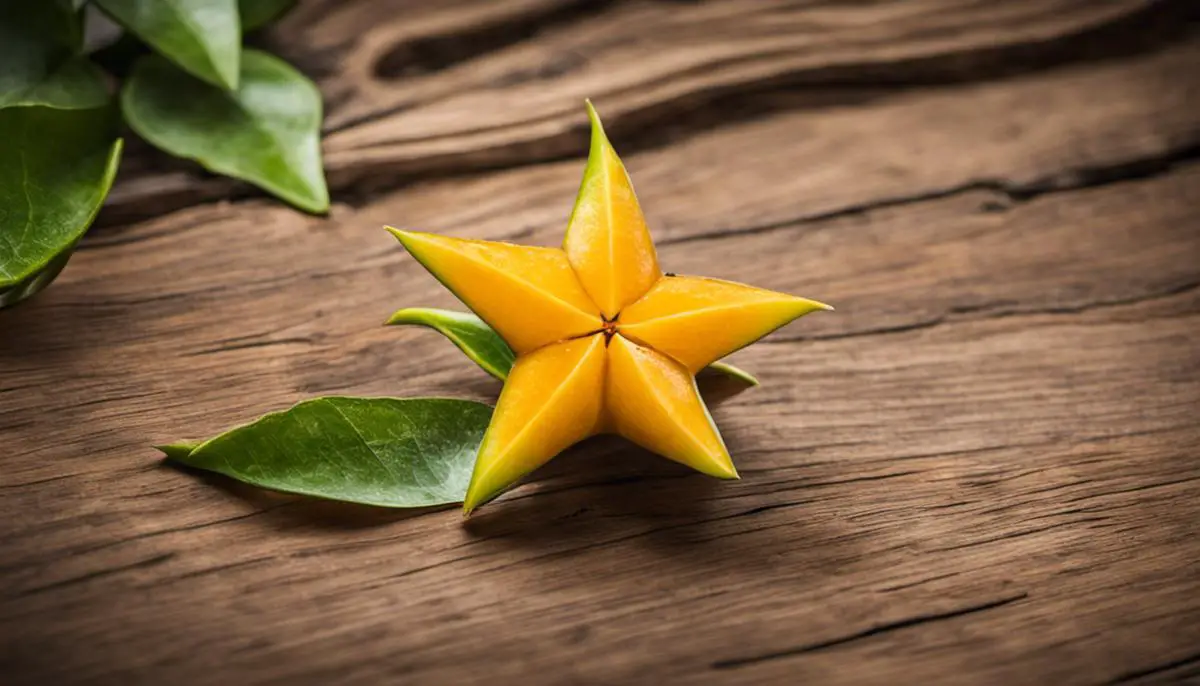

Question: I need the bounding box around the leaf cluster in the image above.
[0,0,324,308]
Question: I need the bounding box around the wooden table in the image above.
[3,1,1198,683]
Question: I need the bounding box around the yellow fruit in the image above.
[620,275,831,373]
[464,334,607,511]
[563,102,661,319]
[389,101,829,514]
[388,229,601,354]
[605,335,737,479]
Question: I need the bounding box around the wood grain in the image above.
[2,1,1199,684]
[103,0,1199,221]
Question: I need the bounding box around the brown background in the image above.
[2,0,1199,683]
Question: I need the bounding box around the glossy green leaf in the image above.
[387,308,517,380]
[0,0,95,109]
[239,0,295,31]
[122,50,329,213]
[161,397,493,507]
[0,106,123,307]
[20,0,83,49]
[155,441,200,461]
[2,59,110,110]
[0,251,72,309]
[386,307,759,385]
[702,361,760,386]
[94,0,241,90]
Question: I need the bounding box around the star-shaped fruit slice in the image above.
[388,102,829,514]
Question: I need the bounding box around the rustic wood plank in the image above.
[2,166,1197,684]
[2,291,1197,684]
[8,157,1198,474]
[103,0,1195,221]
[356,35,1200,249]
[50,33,1196,359]
[3,2,1200,683]
[314,0,1168,169]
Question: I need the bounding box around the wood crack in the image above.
[17,503,292,564]
[361,0,616,107]
[771,278,1200,344]
[662,144,1200,247]
[98,1,1200,225]
[1108,650,1200,683]
[183,336,317,357]
[711,593,1029,669]
[928,518,1113,553]
[145,557,275,585]
[714,471,923,504]
[17,554,176,597]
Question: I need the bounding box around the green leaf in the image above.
[121,50,329,213]
[386,307,759,385]
[2,59,110,110]
[162,397,493,508]
[239,0,295,31]
[702,361,760,387]
[0,106,123,307]
[0,251,72,309]
[154,442,201,461]
[0,0,95,109]
[387,307,517,381]
[94,0,240,90]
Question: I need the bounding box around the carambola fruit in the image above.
[388,102,830,514]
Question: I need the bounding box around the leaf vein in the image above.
[325,399,403,491]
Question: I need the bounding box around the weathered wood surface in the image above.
[105,0,1198,221]
[2,0,1199,684]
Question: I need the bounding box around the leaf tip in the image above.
[155,442,199,462]
[384,307,418,327]
[288,182,330,215]
[305,196,331,215]
[215,46,242,93]
[704,362,760,387]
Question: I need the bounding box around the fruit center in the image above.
[600,315,619,342]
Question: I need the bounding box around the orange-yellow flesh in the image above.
[619,275,832,373]
[463,334,607,513]
[388,228,602,354]
[563,102,661,318]
[605,335,737,479]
